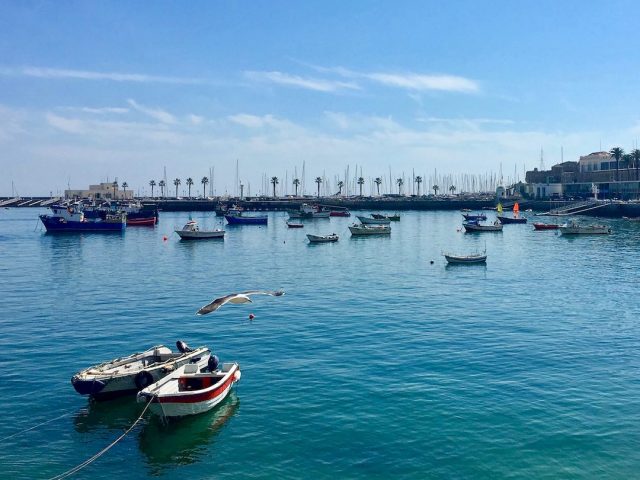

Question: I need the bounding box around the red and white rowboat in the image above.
[137,356,241,418]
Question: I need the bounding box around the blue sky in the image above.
[1,0,640,196]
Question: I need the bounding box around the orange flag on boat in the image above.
[513,202,520,213]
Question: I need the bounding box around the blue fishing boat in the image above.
[225,214,268,225]
[39,204,126,232]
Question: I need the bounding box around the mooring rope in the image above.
[0,411,74,443]
[48,397,155,480]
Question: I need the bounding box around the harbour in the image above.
[2,207,640,479]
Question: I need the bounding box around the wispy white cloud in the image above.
[0,66,205,85]
[417,116,515,127]
[80,107,130,115]
[228,113,296,130]
[188,114,204,125]
[46,113,86,134]
[244,71,360,92]
[309,64,479,93]
[366,73,478,93]
[127,99,175,124]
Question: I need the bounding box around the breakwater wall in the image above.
[4,196,640,218]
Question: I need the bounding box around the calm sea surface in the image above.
[1,208,639,479]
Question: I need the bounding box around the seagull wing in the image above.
[240,290,286,297]
[196,293,239,315]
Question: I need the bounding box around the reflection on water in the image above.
[139,392,240,474]
[74,396,144,434]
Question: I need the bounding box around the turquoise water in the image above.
[1,208,639,479]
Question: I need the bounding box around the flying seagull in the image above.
[196,290,285,315]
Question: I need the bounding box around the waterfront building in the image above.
[525,154,640,200]
[65,182,134,200]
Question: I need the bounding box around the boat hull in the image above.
[533,223,559,230]
[287,222,304,228]
[497,216,527,224]
[463,223,503,232]
[329,211,350,217]
[444,254,487,264]
[559,226,611,235]
[40,215,125,232]
[357,216,391,225]
[175,230,225,239]
[71,345,209,400]
[225,215,268,225]
[307,234,338,243]
[127,217,156,226]
[349,226,391,235]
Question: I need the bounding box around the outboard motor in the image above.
[208,355,219,372]
[176,340,193,353]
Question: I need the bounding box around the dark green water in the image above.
[1,208,639,479]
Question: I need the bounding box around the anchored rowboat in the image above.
[307,233,339,243]
[138,357,241,418]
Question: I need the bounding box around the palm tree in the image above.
[201,177,209,198]
[271,176,279,197]
[415,176,422,196]
[357,177,365,196]
[186,177,194,198]
[449,185,456,195]
[149,180,156,198]
[315,177,322,198]
[173,178,181,197]
[158,180,166,197]
[112,180,118,199]
[631,149,640,182]
[433,184,439,196]
[610,147,624,198]
[293,178,300,196]
[121,182,128,198]
[396,178,403,195]
[374,177,382,196]
[337,180,344,195]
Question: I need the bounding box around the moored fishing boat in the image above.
[328,208,351,217]
[559,220,611,235]
[463,220,503,232]
[286,221,304,228]
[127,216,157,226]
[533,222,559,230]
[462,213,487,221]
[444,252,487,264]
[349,224,391,235]
[497,215,528,224]
[175,220,225,239]
[225,213,268,225]
[137,357,241,418]
[357,215,391,225]
[71,341,209,400]
[307,233,339,243]
[371,213,400,221]
[39,204,126,232]
[288,204,330,219]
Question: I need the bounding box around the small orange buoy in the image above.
[249,313,255,320]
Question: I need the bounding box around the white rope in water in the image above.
[48,397,155,480]
[0,411,74,443]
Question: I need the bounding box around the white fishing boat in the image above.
[175,220,225,239]
[71,341,210,400]
[356,215,391,225]
[307,233,339,243]
[349,224,391,235]
[443,252,487,264]
[288,204,330,219]
[559,220,611,235]
[137,356,241,418]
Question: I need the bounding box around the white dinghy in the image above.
[71,341,210,400]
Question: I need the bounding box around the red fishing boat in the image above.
[127,216,157,226]
[533,222,559,230]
